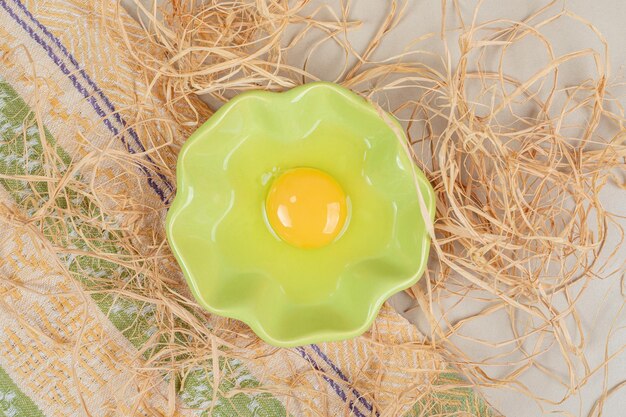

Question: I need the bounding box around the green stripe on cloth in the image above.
[405,372,493,416]
[0,77,286,416]
[0,366,45,417]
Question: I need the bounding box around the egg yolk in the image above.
[265,168,348,249]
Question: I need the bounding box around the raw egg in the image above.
[265,167,348,248]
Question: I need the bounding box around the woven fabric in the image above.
[0,0,493,416]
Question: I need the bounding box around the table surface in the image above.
[122,1,626,415]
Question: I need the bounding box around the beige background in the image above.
[121,1,626,416]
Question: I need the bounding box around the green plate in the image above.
[166,82,435,347]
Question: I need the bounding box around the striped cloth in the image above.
[0,0,493,416]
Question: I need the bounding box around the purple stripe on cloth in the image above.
[296,347,368,417]
[310,344,378,415]
[6,0,172,201]
[1,0,369,411]
[11,0,174,193]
